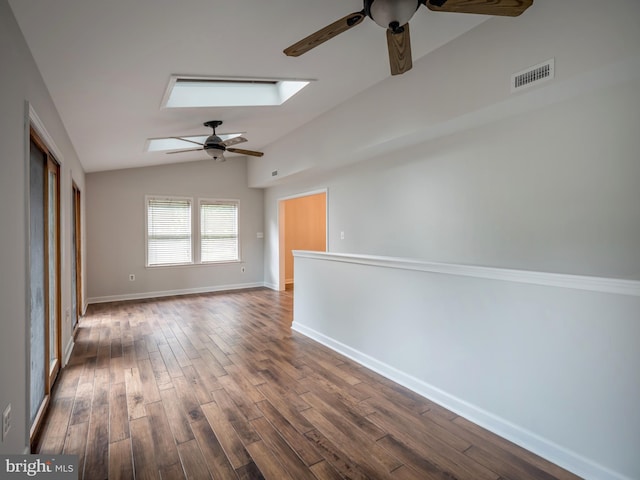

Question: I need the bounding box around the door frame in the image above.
[44,153,61,391]
[72,182,83,329]
[277,189,328,291]
[26,106,64,446]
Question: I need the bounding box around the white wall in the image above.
[255,1,640,479]
[0,0,85,454]
[251,0,640,189]
[85,158,264,302]
[263,74,640,286]
[259,0,640,287]
[331,78,640,277]
[293,252,640,480]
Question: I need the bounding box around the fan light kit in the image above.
[284,0,533,76]
[166,121,264,162]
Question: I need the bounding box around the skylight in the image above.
[162,75,311,108]
[146,133,242,152]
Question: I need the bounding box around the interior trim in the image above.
[293,251,640,297]
[86,282,266,305]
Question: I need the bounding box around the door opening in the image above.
[278,191,327,291]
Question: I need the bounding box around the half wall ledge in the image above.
[292,250,640,480]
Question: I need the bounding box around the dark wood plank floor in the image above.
[35,288,582,479]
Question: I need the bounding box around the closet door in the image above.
[29,131,61,442]
[46,156,61,388]
[29,139,46,432]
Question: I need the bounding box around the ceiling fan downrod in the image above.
[388,21,405,34]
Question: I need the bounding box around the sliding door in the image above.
[46,157,61,387]
[29,138,46,432]
[29,129,61,442]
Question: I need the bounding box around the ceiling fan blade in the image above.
[227,148,264,157]
[424,0,533,17]
[283,10,366,57]
[221,136,248,147]
[387,24,412,76]
[171,136,204,147]
[166,147,203,154]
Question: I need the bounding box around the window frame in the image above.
[198,198,241,265]
[145,195,194,267]
[145,194,241,268]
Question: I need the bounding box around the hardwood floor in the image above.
[35,288,581,479]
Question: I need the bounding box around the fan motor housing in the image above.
[204,134,223,147]
[365,0,420,30]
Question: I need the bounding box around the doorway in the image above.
[278,191,327,291]
[29,128,61,444]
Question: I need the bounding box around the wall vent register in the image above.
[511,58,555,92]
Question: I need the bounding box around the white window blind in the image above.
[200,200,239,263]
[147,197,192,266]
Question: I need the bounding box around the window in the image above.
[145,196,240,267]
[146,196,192,266]
[200,200,239,263]
[162,75,310,108]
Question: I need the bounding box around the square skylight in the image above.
[162,75,311,108]
[146,133,243,152]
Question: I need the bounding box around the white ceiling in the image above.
[8,0,488,173]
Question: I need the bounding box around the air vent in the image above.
[511,59,554,92]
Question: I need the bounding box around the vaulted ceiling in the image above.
[8,0,489,172]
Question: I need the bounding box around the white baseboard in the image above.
[86,282,266,305]
[63,337,74,366]
[291,322,632,480]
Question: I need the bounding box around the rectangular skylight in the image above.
[162,75,311,108]
[146,133,242,152]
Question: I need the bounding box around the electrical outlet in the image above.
[129,274,135,281]
[2,403,11,441]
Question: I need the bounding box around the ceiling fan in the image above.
[284,0,533,76]
[167,120,264,162]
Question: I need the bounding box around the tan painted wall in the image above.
[284,193,326,283]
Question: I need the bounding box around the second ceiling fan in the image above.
[284,0,533,76]
[167,120,264,162]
